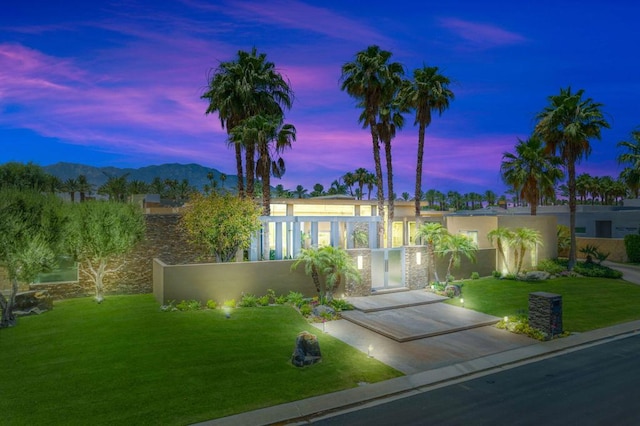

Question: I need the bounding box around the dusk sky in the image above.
[1,1,638,195]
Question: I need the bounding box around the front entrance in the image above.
[371,248,405,290]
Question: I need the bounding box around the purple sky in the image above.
[1,0,638,196]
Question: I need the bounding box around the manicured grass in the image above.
[446,276,640,332]
[0,295,402,425]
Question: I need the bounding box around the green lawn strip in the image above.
[445,276,640,332]
[0,295,401,425]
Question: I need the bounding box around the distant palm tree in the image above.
[341,45,404,243]
[500,136,564,215]
[202,48,293,198]
[535,87,610,269]
[617,128,640,197]
[400,65,454,219]
[63,178,79,203]
[327,179,348,195]
[98,174,129,202]
[76,174,93,202]
[401,192,410,201]
[310,183,325,197]
[294,185,308,199]
[484,190,497,207]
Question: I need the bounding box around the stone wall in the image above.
[345,249,372,296]
[528,291,563,338]
[31,214,210,299]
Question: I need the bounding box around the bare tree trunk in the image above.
[0,278,18,327]
[415,123,426,218]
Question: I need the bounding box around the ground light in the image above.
[460,298,465,308]
[367,344,374,358]
[223,306,231,319]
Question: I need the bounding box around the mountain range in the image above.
[42,162,237,191]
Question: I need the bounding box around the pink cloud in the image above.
[439,18,527,49]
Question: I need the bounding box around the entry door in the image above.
[595,221,612,238]
[371,248,405,290]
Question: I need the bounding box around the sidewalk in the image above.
[201,320,640,426]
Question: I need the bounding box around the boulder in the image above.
[291,331,322,367]
[312,305,336,317]
[444,284,461,297]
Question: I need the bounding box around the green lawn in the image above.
[446,276,640,332]
[0,295,401,425]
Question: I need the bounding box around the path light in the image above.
[367,344,374,358]
[460,298,465,308]
[223,306,231,319]
[504,316,509,323]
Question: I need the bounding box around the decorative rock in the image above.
[524,271,551,281]
[312,305,336,317]
[291,331,322,367]
[13,291,53,316]
[444,284,461,297]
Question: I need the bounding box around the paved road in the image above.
[312,334,640,425]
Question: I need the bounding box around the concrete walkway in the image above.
[201,263,640,426]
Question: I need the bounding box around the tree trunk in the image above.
[415,123,426,217]
[0,278,18,328]
[234,143,245,197]
[311,266,321,294]
[567,160,577,270]
[384,138,394,248]
[370,125,385,247]
[245,145,255,199]
[95,261,107,303]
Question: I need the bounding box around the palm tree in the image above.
[500,136,564,215]
[487,227,515,276]
[401,192,410,201]
[342,171,356,197]
[230,114,296,216]
[442,234,477,282]
[341,45,404,244]
[416,222,448,284]
[512,227,543,274]
[293,185,308,199]
[327,179,348,195]
[98,174,129,202]
[375,96,406,248]
[202,48,293,198]
[535,87,610,270]
[617,128,640,197]
[400,65,454,219]
[352,167,370,200]
[484,190,497,207]
[76,174,93,202]
[310,183,325,197]
[63,178,79,203]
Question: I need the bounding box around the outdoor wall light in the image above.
[357,255,363,270]
[416,252,421,265]
[367,344,374,358]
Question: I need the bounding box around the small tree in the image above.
[487,227,515,275]
[512,227,542,274]
[66,201,145,303]
[442,234,478,282]
[0,189,64,327]
[291,246,361,302]
[415,222,448,283]
[181,192,262,263]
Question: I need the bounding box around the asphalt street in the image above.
[312,334,640,425]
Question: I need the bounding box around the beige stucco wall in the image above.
[154,258,337,304]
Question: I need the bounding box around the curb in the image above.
[198,320,640,426]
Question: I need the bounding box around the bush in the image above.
[275,295,288,305]
[239,294,258,307]
[223,299,236,308]
[330,299,354,312]
[299,303,313,317]
[176,300,201,311]
[257,295,270,306]
[625,234,640,263]
[573,262,623,279]
[286,291,305,308]
[492,270,502,278]
[470,272,480,280]
[205,299,218,310]
[536,259,565,275]
[496,316,547,341]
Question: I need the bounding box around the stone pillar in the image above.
[346,249,372,296]
[529,292,563,339]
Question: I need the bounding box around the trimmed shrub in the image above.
[470,272,480,280]
[537,259,565,275]
[625,234,640,263]
[239,294,258,307]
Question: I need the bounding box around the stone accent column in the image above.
[404,246,429,290]
[529,292,563,339]
[346,249,371,296]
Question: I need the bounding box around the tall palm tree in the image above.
[500,136,564,215]
[202,48,293,198]
[535,87,610,269]
[617,128,640,197]
[376,97,406,248]
[230,114,296,216]
[341,45,404,244]
[400,65,454,219]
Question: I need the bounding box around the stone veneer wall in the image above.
[30,214,210,299]
[345,249,372,296]
[528,291,563,338]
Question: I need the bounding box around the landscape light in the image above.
[367,344,374,358]
[223,307,231,319]
[460,298,465,308]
